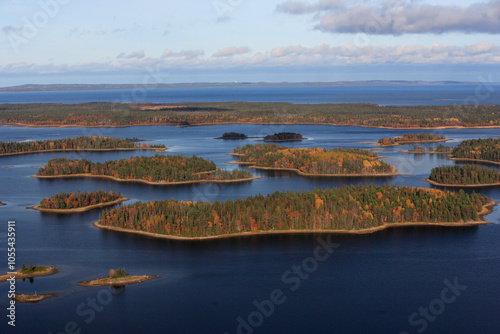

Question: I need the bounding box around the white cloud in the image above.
[213,46,251,58]
[117,50,145,59]
[161,49,205,59]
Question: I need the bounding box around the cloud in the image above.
[1,25,24,35]
[117,50,145,59]
[213,46,251,58]
[277,0,500,35]
[161,49,205,59]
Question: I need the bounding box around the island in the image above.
[450,138,500,165]
[263,132,305,142]
[426,164,500,187]
[95,185,495,240]
[0,264,59,282]
[1,102,498,129]
[14,293,58,304]
[34,154,258,185]
[230,144,397,176]
[399,144,453,154]
[0,201,5,206]
[77,268,158,287]
[377,133,448,147]
[0,136,167,156]
[215,132,248,139]
[31,189,128,213]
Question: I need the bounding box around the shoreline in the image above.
[14,293,58,303]
[425,178,500,188]
[2,122,500,130]
[228,162,400,177]
[449,158,500,166]
[398,150,452,155]
[31,173,261,185]
[376,138,450,147]
[77,275,159,287]
[93,217,493,242]
[0,266,59,282]
[0,147,168,157]
[30,197,129,213]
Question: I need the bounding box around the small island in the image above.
[426,164,500,187]
[78,268,158,287]
[0,264,59,282]
[0,201,5,206]
[95,185,494,240]
[377,133,448,147]
[215,132,248,139]
[230,144,397,176]
[451,138,500,165]
[34,154,259,185]
[31,189,128,213]
[14,293,58,304]
[0,136,167,156]
[400,144,453,154]
[263,132,305,142]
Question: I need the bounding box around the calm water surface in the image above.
[0,124,499,334]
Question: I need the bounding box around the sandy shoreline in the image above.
[78,275,159,287]
[14,293,58,303]
[0,266,59,282]
[30,197,129,213]
[32,174,261,185]
[0,147,167,157]
[425,178,500,188]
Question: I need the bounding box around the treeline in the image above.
[221,132,247,139]
[37,154,254,183]
[408,144,452,153]
[233,144,395,175]
[0,136,165,155]
[378,133,446,146]
[0,102,499,128]
[429,165,500,185]
[264,132,303,141]
[452,138,500,163]
[39,189,122,209]
[98,185,490,238]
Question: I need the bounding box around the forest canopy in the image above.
[451,138,500,163]
[263,132,304,142]
[36,154,254,183]
[232,144,396,175]
[377,133,446,146]
[39,189,123,209]
[98,185,491,238]
[428,165,500,185]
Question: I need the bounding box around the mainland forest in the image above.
[232,144,395,175]
[451,138,500,163]
[428,165,500,185]
[0,136,165,155]
[0,102,499,128]
[377,133,447,146]
[39,189,123,210]
[98,185,490,238]
[263,132,304,141]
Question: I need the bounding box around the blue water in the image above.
[1,84,499,105]
[0,123,499,334]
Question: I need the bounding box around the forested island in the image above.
[96,185,494,239]
[77,268,158,287]
[263,132,305,142]
[0,136,166,156]
[401,144,453,154]
[451,138,500,164]
[0,265,59,282]
[427,165,500,187]
[35,155,257,184]
[0,102,499,129]
[32,189,127,213]
[377,133,448,146]
[215,132,248,139]
[231,144,396,176]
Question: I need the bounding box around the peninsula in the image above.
[230,144,397,176]
[450,138,500,165]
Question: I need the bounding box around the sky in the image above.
[0,0,499,86]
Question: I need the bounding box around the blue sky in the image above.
[0,0,499,86]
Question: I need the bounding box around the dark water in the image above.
[1,84,500,105]
[0,124,499,334]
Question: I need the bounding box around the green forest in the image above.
[429,165,500,185]
[378,133,446,146]
[263,132,304,141]
[219,132,248,139]
[407,144,452,153]
[451,138,500,163]
[39,189,123,209]
[0,102,498,128]
[0,136,165,155]
[36,155,254,183]
[232,144,395,175]
[98,185,490,238]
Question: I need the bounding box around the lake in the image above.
[0,86,499,334]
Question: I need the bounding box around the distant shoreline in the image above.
[376,139,450,147]
[425,178,500,188]
[0,147,167,157]
[32,173,261,185]
[30,197,129,213]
